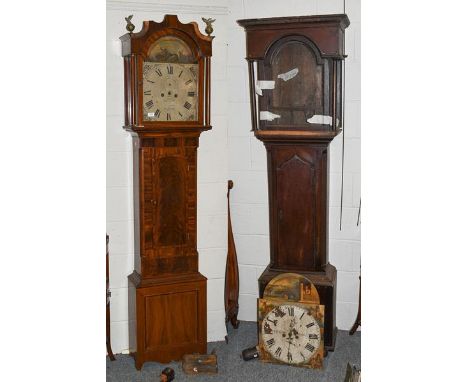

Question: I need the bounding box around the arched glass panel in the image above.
[269,41,323,126]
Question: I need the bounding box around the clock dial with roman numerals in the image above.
[142,62,198,122]
[261,304,321,365]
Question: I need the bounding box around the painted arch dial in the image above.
[142,62,198,122]
[261,304,321,365]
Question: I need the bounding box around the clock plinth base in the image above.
[258,263,337,352]
[128,271,207,369]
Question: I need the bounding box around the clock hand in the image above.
[292,328,300,339]
[286,328,295,345]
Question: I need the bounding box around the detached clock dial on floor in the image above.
[257,273,325,369]
[258,297,325,369]
[261,304,321,365]
[143,62,198,122]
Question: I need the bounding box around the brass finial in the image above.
[125,15,135,33]
[202,17,215,36]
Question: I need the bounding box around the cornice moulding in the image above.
[107,1,228,15]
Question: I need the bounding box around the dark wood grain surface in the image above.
[238,14,349,352]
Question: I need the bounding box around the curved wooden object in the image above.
[225,180,240,332]
[349,275,361,335]
[106,234,115,361]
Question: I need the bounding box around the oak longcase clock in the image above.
[120,15,213,369]
[238,14,349,352]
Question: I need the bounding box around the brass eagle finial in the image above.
[202,17,215,36]
[125,15,135,33]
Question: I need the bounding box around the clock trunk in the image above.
[268,143,329,272]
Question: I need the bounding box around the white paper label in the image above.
[147,112,155,117]
[307,115,340,126]
[255,80,276,96]
[278,68,299,81]
[257,80,275,89]
[255,84,263,96]
[260,111,281,121]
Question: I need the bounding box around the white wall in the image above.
[106,0,360,354]
[226,0,361,329]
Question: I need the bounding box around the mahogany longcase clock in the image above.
[238,14,349,352]
[120,15,213,369]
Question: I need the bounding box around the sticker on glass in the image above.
[278,68,299,81]
[256,80,275,96]
[260,111,281,121]
[307,115,339,126]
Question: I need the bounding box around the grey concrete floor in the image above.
[107,321,360,382]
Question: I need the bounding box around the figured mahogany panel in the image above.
[138,137,199,279]
[133,274,207,366]
[145,291,198,349]
[157,156,187,247]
